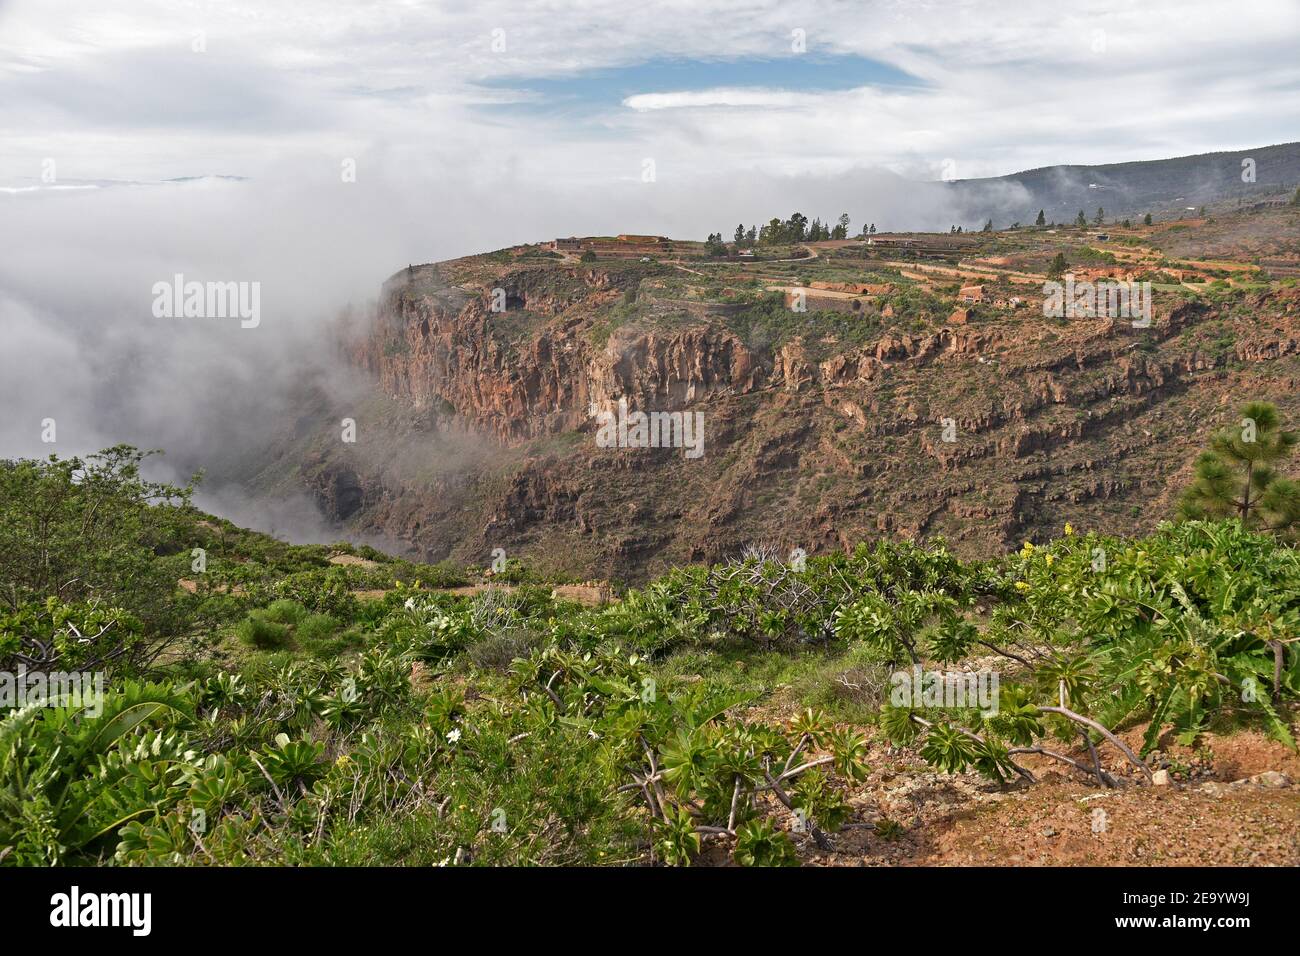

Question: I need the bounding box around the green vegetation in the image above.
[1179,401,1300,534]
[713,211,852,248]
[1,445,1297,867]
[724,285,948,357]
[1075,246,1117,265]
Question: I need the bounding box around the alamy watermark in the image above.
[890,665,999,715]
[152,274,261,328]
[1042,276,1151,328]
[592,397,704,459]
[1,668,105,717]
[50,886,150,936]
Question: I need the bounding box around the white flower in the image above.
[446,728,461,744]
[404,597,416,611]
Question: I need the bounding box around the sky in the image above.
[3,0,1299,233]
[1,0,1298,537]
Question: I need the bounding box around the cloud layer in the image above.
[2,0,1297,189]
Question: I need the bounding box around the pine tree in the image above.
[734,224,745,243]
[982,219,993,232]
[787,212,807,242]
[1047,251,1068,279]
[1094,207,1105,225]
[1179,402,1300,533]
[1075,210,1087,227]
[1143,212,1153,225]
[1035,209,1046,226]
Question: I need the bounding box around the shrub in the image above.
[0,681,195,865]
[0,446,201,675]
[296,613,339,643]
[467,630,542,671]
[734,819,799,867]
[262,599,308,626]
[235,612,291,650]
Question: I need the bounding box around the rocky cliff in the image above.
[289,231,1300,581]
[349,262,764,443]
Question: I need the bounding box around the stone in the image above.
[1238,771,1291,788]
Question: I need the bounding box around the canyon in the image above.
[260,205,1300,582]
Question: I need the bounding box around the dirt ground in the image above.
[702,726,1300,866]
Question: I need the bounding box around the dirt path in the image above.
[877,259,1045,285]
[909,777,1299,866]
[823,727,1300,866]
[702,715,1300,866]
[765,284,862,299]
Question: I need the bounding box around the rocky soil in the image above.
[703,726,1300,866]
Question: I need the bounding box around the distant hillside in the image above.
[952,142,1300,226]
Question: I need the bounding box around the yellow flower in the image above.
[1045,554,1055,566]
[335,754,352,768]
[1020,541,1035,557]
[1014,581,1031,591]
[1064,522,1074,536]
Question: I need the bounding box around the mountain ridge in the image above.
[950,141,1300,225]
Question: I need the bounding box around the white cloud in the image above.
[624,89,812,110]
[1,0,1296,185]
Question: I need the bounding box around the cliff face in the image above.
[302,252,1300,581]
[350,264,763,443]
